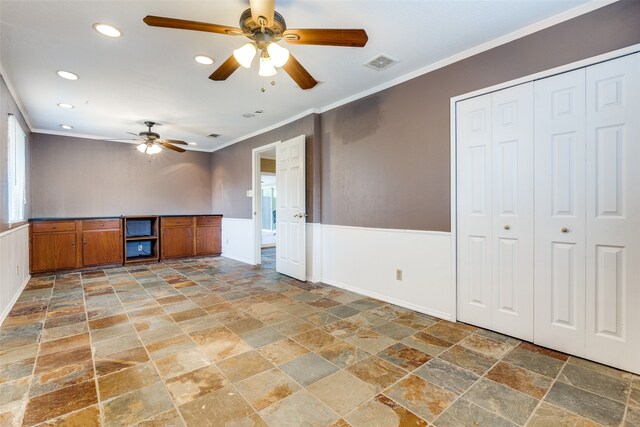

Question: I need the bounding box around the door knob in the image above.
[504,225,510,230]
[561,227,569,233]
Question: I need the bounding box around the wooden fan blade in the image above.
[283,29,368,47]
[158,142,186,153]
[143,16,243,36]
[209,55,241,81]
[282,54,318,90]
[249,0,275,28]
[157,139,188,145]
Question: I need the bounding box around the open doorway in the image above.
[252,142,278,267]
[252,135,306,279]
[259,150,277,268]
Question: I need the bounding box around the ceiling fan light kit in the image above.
[143,0,368,90]
[259,55,277,77]
[126,121,188,155]
[233,43,257,68]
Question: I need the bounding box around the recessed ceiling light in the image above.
[188,142,197,146]
[93,23,122,38]
[57,70,79,80]
[57,103,74,109]
[194,55,214,65]
[59,124,73,130]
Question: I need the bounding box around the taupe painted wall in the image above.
[210,2,640,232]
[0,75,31,227]
[321,0,640,232]
[210,113,321,222]
[30,134,212,218]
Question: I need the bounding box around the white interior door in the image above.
[491,82,534,341]
[457,93,493,329]
[275,135,306,281]
[534,69,587,356]
[585,53,640,373]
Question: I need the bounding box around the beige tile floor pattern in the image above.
[1,249,638,426]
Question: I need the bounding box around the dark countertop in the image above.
[160,214,223,217]
[30,217,122,221]
[30,214,223,221]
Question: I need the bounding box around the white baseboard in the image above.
[221,218,254,264]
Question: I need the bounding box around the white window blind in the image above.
[8,114,26,223]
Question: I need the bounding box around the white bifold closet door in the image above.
[457,82,534,341]
[584,53,640,371]
[533,69,587,356]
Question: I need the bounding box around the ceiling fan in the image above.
[129,121,188,154]
[143,0,368,90]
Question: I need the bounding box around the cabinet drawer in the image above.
[32,221,76,233]
[82,219,121,230]
[162,217,193,227]
[196,216,221,226]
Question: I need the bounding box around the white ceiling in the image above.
[1,0,596,152]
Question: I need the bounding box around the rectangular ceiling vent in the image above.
[207,133,220,138]
[363,54,398,71]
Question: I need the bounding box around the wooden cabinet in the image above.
[161,225,195,258]
[82,219,122,267]
[196,216,222,256]
[30,215,221,272]
[160,216,222,259]
[30,218,123,273]
[31,231,78,272]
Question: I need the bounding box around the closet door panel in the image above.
[534,69,587,356]
[491,82,534,341]
[457,93,493,329]
[585,53,640,374]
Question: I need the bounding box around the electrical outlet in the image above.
[226,239,229,245]
[396,269,403,281]
[138,244,143,251]
[16,265,20,276]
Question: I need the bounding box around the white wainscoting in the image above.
[321,224,453,321]
[221,218,254,264]
[220,219,453,321]
[0,224,31,325]
[306,223,322,283]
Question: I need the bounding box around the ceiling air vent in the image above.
[363,54,398,71]
[208,133,220,138]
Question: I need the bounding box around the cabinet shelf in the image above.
[124,216,159,264]
[126,235,158,241]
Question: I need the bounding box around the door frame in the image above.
[251,141,279,265]
[449,43,640,323]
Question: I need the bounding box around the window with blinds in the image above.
[7,114,26,223]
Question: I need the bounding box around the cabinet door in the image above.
[162,226,194,258]
[196,226,221,256]
[32,233,77,272]
[534,68,587,357]
[82,230,122,266]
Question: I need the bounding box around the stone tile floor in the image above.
[1,250,638,426]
